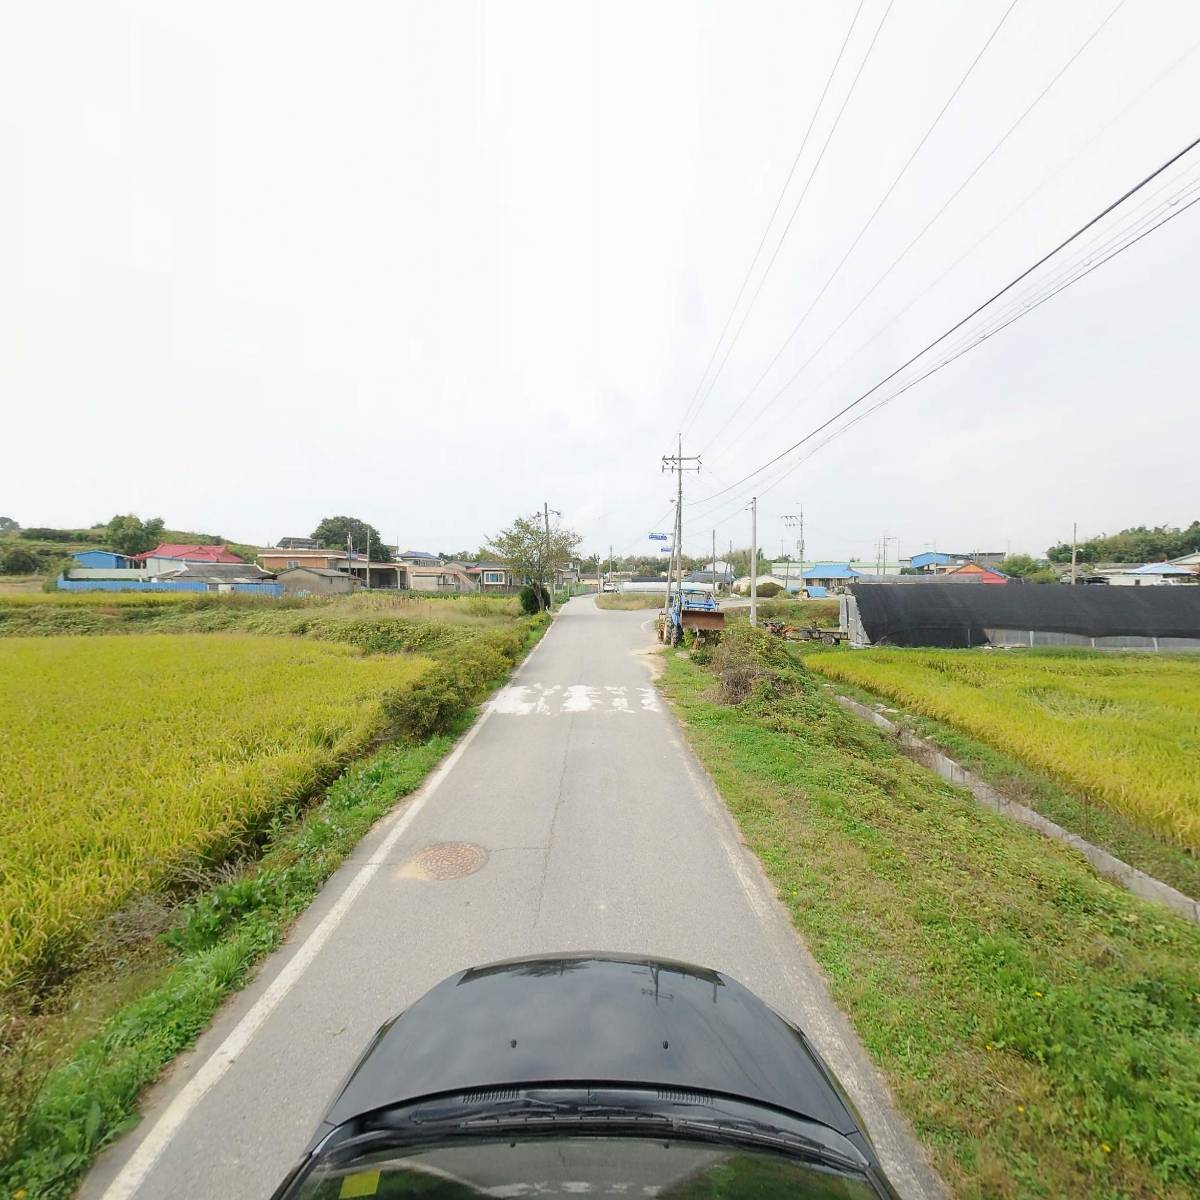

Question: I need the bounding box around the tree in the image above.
[486,513,582,611]
[1046,521,1200,564]
[998,554,1043,578]
[105,514,165,556]
[311,516,393,562]
[0,517,18,534]
[0,546,38,574]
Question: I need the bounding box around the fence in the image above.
[56,578,284,598]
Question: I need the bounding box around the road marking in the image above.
[489,683,657,716]
[98,629,554,1200]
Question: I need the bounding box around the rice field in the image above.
[809,648,1200,851]
[0,634,431,994]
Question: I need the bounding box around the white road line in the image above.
[99,629,553,1200]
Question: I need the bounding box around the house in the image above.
[134,543,245,574]
[910,550,1006,573]
[71,550,135,569]
[945,562,1008,585]
[405,562,474,592]
[276,536,320,551]
[684,570,730,594]
[804,563,861,591]
[1106,563,1197,587]
[150,562,280,591]
[1168,551,1200,568]
[256,549,406,589]
[466,563,517,591]
[732,573,792,595]
[58,555,283,596]
[397,549,442,567]
[276,567,363,596]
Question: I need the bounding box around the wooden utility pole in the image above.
[365,528,371,590]
[1071,522,1078,585]
[750,496,758,627]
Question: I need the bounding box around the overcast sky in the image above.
[4,1,1199,562]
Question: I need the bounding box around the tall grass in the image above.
[0,635,431,997]
[810,649,1200,850]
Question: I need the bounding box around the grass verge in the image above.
[594,592,665,610]
[661,628,1200,1200]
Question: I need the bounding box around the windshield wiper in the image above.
[380,1095,864,1173]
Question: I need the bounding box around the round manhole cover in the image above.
[404,841,488,881]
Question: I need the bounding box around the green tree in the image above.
[0,517,18,534]
[310,516,393,562]
[486,513,582,612]
[1046,521,1200,564]
[0,546,38,574]
[105,514,165,556]
[998,554,1043,577]
[1026,567,1059,584]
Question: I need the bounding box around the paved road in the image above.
[84,597,944,1200]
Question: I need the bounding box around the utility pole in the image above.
[749,497,759,626]
[783,510,805,596]
[365,527,371,590]
[712,529,717,595]
[661,436,701,614]
[608,543,613,585]
[798,508,805,593]
[542,501,561,608]
[1071,522,1078,586]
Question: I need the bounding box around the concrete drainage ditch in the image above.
[832,692,1200,925]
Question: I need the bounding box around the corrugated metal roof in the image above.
[137,543,244,563]
[1129,562,1194,575]
[808,563,859,578]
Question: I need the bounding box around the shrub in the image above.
[709,623,791,705]
[0,548,38,575]
[517,584,550,614]
[755,581,782,598]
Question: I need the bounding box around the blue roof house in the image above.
[910,551,953,570]
[805,563,860,591]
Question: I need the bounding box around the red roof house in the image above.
[946,562,1008,585]
[134,543,245,564]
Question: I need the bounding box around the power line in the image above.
[697,0,1021,456]
[739,183,1200,509]
[680,0,894,436]
[675,1,865,435]
[692,131,1200,508]
[753,189,1200,502]
[705,0,1129,464]
[713,31,1200,461]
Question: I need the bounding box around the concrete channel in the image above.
[833,693,1200,925]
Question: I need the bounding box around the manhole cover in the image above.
[403,841,488,881]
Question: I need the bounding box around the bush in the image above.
[755,581,783,598]
[709,624,791,705]
[0,547,38,575]
[517,583,551,614]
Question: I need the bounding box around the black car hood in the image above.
[319,953,858,1138]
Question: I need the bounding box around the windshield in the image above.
[291,1136,880,1199]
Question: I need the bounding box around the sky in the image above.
[3,0,1199,563]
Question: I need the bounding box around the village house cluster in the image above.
[58,539,580,597]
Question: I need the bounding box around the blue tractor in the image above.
[658,587,724,647]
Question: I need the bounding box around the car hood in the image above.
[317,952,858,1139]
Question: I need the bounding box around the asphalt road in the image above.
[84,597,944,1200]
